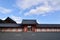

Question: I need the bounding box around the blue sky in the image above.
[0,0,60,24]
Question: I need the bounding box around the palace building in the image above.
[0,17,60,32]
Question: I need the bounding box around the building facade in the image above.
[0,17,60,32]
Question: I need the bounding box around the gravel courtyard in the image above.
[0,32,60,40]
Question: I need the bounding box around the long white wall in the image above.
[1,28,60,32]
[35,28,60,32]
[1,28,22,32]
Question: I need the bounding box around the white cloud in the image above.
[0,17,7,20]
[0,7,12,14]
[25,6,53,16]
[2,17,6,20]
[16,0,42,9]
[11,15,22,23]
[16,0,60,16]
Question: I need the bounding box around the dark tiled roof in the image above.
[0,19,4,23]
[0,24,60,27]
[4,17,16,23]
[37,24,60,27]
[0,23,21,27]
[22,19,37,24]
[0,17,60,28]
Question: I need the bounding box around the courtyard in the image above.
[0,32,60,40]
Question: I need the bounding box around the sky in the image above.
[0,0,60,24]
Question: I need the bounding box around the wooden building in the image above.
[0,17,60,32]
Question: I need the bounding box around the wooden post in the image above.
[24,25,27,32]
[32,25,36,32]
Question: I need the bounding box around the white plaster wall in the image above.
[18,29,22,32]
[1,28,23,32]
[36,28,60,32]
